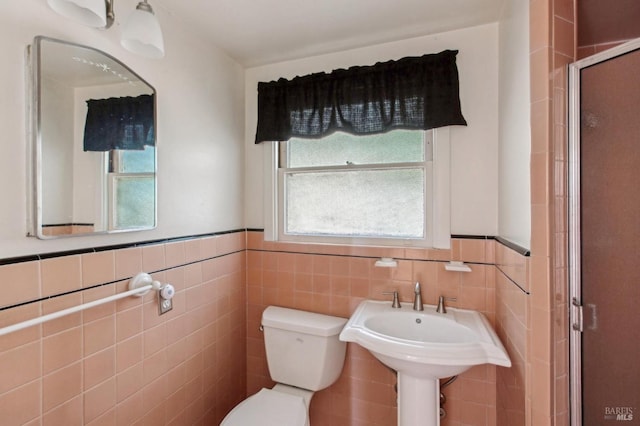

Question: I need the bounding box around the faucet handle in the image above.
[436,295,457,314]
[382,291,401,308]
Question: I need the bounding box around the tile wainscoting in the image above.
[246,231,528,426]
[0,230,529,425]
[0,232,246,425]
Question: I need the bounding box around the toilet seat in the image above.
[221,388,308,426]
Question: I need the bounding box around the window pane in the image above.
[288,130,424,167]
[119,146,155,173]
[285,168,424,238]
[114,176,155,228]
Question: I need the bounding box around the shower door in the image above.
[569,39,640,426]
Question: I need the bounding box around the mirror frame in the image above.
[27,36,157,239]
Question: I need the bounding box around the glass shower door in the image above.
[570,43,640,426]
[569,41,640,425]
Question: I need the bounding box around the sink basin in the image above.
[364,311,479,343]
[340,300,511,379]
[340,299,511,426]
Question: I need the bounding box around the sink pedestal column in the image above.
[397,373,440,426]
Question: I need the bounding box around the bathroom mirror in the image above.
[28,36,156,238]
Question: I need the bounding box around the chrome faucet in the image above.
[413,282,424,311]
[436,295,457,314]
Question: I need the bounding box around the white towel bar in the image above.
[0,273,158,337]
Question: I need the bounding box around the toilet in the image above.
[221,306,348,426]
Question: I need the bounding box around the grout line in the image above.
[0,249,246,313]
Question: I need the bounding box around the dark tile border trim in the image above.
[248,231,502,245]
[0,229,246,266]
[495,236,531,257]
[247,230,498,241]
[495,264,531,295]
[0,231,533,312]
[450,234,494,240]
[0,247,247,313]
[1,230,531,266]
[42,223,94,228]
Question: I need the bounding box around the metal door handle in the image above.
[572,298,583,332]
[586,303,598,330]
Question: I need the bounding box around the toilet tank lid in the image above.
[262,306,347,337]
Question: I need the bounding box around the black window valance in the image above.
[83,94,155,152]
[255,50,467,143]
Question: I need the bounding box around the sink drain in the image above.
[439,376,457,419]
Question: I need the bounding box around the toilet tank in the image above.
[262,306,347,391]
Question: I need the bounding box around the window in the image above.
[256,52,465,249]
[107,146,155,230]
[265,129,451,248]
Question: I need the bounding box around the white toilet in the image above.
[221,306,348,426]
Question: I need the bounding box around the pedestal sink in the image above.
[339,300,511,426]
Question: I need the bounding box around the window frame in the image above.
[106,148,156,231]
[263,128,451,249]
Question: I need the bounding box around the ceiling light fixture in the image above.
[120,1,164,59]
[47,0,114,28]
[46,0,164,59]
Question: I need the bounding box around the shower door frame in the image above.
[567,36,640,426]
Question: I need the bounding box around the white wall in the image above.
[0,0,245,258]
[498,0,531,249]
[244,24,499,237]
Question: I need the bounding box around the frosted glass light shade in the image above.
[47,0,107,28]
[121,6,165,59]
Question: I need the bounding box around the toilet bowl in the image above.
[221,306,347,426]
[221,385,310,426]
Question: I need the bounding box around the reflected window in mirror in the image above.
[28,36,157,239]
[108,146,155,230]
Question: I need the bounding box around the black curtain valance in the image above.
[83,94,155,152]
[255,50,467,143]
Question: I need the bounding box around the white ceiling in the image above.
[155,0,506,67]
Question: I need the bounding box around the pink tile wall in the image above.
[0,232,246,425]
[247,231,499,426]
[529,0,576,424]
[550,1,574,425]
[0,231,535,426]
[495,243,529,426]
